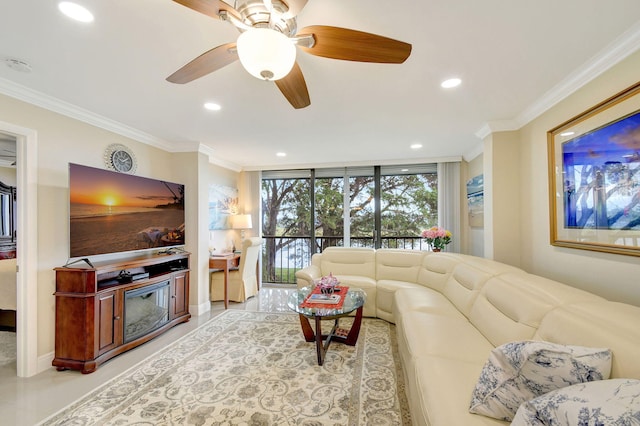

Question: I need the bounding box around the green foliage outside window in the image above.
[261,169,438,282]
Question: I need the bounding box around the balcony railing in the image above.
[261,235,432,285]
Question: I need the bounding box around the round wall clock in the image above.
[104,144,137,174]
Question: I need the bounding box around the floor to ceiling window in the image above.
[379,165,438,248]
[261,170,311,284]
[261,164,438,284]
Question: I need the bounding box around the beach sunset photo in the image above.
[69,163,185,258]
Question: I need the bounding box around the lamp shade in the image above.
[236,28,296,81]
[232,214,253,230]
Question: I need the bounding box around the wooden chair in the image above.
[210,237,262,302]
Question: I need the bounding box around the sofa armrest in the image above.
[295,265,322,288]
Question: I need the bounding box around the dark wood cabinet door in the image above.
[97,290,120,355]
[171,271,189,319]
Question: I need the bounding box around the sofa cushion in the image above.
[331,275,376,289]
[534,301,640,380]
[319,247,376,279]
[469,341,612,421]
[512,378,640,426]
[416,253,460,293]
[413,356,508,426]
[439,262,494,318]
[469,273,606,348]
[376,280,424,323]
[376,249,425,283]
[393,287,467,321]
[398,311,494,363]
[331,275,377,317]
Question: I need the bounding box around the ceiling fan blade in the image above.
[172,0,239,20]
[297,26,411,64]
[275,62,310,109]
[167,43,238,84]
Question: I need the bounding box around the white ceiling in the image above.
[0,0,639,171]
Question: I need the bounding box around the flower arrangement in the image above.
[315,273,339,294]
[421,226,452,251]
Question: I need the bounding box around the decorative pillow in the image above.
[511,378,640,425]
[469,341,612,421]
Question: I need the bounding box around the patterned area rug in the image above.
[42,311,411,425]
[0,331,16,366]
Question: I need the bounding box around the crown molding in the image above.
[167,141,243,172]
[475,120,519,140]
[0,77,174,151]
[516,21,640,127]
[0,78,246,172]
[209,156,243,172]
[242,155,463,172]
[193,143,241,171]
[463,142,484,162]
[476,21,640,139]
[199,144,242,172]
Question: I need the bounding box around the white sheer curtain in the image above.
[437,161,461,253]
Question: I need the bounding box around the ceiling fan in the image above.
[167,0,412,109]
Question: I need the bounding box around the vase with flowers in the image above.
[421,226,452,252]
[315,272,339,294]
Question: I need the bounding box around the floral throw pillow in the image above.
[512,379,640,425]
[469,341,612,421]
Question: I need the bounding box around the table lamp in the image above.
[232,214,253,249]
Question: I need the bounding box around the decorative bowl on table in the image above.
[315,273,339,294]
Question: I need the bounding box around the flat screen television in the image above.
[69,163,185,259]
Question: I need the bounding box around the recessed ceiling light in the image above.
[401,168,409,172]
[58,2,94,23]
[441,78,461,89]
[204,102,221,111]
[560,131,575,137]
[410,143,423,150]
[276,152,286,157]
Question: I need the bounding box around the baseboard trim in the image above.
[190,301,211,317]
[37,351,54,374]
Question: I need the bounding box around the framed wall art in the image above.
[466,174,484,228]
[209,185,238,230]
[548,81,640,256]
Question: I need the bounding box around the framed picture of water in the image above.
[548,81,640,257]
[208,185,238,230]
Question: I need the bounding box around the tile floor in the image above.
[0,285,296,426]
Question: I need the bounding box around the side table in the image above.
[287,287,366,365]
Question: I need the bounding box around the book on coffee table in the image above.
[306,294,341,304]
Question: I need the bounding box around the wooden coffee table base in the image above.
[298,305,364,366]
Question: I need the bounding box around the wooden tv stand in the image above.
[53,252,191,374]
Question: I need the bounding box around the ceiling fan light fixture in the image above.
[237,28,296,81]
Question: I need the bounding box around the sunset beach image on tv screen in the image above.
[69,163,185,258]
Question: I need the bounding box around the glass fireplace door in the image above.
[124,281,170,343]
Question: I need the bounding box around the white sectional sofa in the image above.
[295,247,640,426]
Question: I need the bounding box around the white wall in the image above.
[484,131,522,266]
[508,50,640,305]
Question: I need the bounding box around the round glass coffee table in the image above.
[287,286,366,365]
